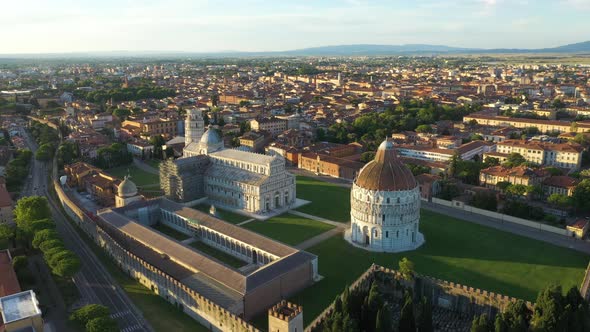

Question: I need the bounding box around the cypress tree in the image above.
[399,295,416,332]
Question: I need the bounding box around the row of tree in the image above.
[319,258,432,332]
[93,143,133,169]
[317,99,480,150]
[74,85,176,103]
[4,148,33,190]
[14,196,81,278]
[70,304,119,332]
[471,285,590,332]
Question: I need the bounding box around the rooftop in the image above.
[0,290,41,325]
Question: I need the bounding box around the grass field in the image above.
[106,165,160,186]
[295,176,351,222]
[190,241,246,268]
[152,223,191,241]
[288,209,590,326]
[193,204,249,224]
[242,213,335,246]
[146,159,161,169]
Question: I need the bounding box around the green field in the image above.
[242,213,335,246]
[193,204,249,224]
[289,209,589,325]
[106,165,160,186]
[152,223,191,241]
[146,159,161,169]
[295,176,351,222]
[190,241,246,268]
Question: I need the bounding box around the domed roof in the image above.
[200,127,222,146]
[118,175,138,198]
[354,139,417,191]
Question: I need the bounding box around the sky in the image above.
[1,0,589,54]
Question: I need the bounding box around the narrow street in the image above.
[23,127,153,332]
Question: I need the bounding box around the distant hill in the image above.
[280,41,590,56]
[2,41,590,58]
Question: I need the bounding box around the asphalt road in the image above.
[22,128,153,332]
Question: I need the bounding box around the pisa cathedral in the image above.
[348,139,425,252]
[160,109,296,214]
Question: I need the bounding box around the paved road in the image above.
[421,201,590,255]
[23,129,153,332]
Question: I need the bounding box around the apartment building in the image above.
[479,165,549,189]
[250,117,288,136]
[397,141,496,163]
[463,114,590,133]
[494,140,584,170]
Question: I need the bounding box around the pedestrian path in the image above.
[133,158,159,175]
[289,210,348,229]
[237,218,256,226]
[296,228,344,250]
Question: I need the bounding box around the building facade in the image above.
[161,110,296,214]
[347,139,424,252]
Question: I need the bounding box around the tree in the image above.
[30,219,55,233]
[112,108,131,120]
[496,181,512,192]
[415,124,433,133]
[51,253,81,278]
[11,255,28,272]
[503,153,526,167]
[531,284,566,332]
[495,299,531,332]
[471,314,493,332]
[399,292,416,332]
[0,224,15,243]
[471,192,498,211]
[85,316,119,332]
[375,305,393,332]
[416,297,433,332]
[399,257,415,281]
[35,143,55,161]
[573,179,590,212]
[360,151,376,163]
[15,196,51,234]
[38,239,65,253]
[149,135,166,159]
[32,229,59,249]
[70,304,111,326]
[506,184,528,198]
[547,194,571,208]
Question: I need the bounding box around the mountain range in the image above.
[2,41,590,58]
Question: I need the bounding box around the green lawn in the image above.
[190,241,246,268]
[152,223,191,241]
[193,204,249,224]
[106,165,160,186]
[241,213,335,246]
[288,209,590,326]
[295,176,350,222]
[146,159,161,170]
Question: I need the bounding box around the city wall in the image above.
[52,180,259,332]
[305,264,532,332]
[582,262,590,301]
[431,197,572,236]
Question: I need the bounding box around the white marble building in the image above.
[347,139,424,252]
[161,109,296,215]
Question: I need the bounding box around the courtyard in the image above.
[106,164,160,187]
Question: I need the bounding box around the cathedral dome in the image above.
[354,139,417,191]
[118,176,138,198]
[200,127,222,146]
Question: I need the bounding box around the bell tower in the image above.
[185,108,205,147]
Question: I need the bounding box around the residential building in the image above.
[494,140,584,170]
[250,118,288,137]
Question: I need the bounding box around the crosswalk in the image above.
[110,311,144,332]
[120,324,143,332]
[110,310,131,319]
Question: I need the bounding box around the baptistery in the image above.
[347,139,424,252]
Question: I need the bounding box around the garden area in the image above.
[286,209,589,326]
[294,176,351,222]
[242,213,335,246]
[106,164,160,186]
[190,241,246,268]
[193,204,249,224]
[151,223,191,241]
